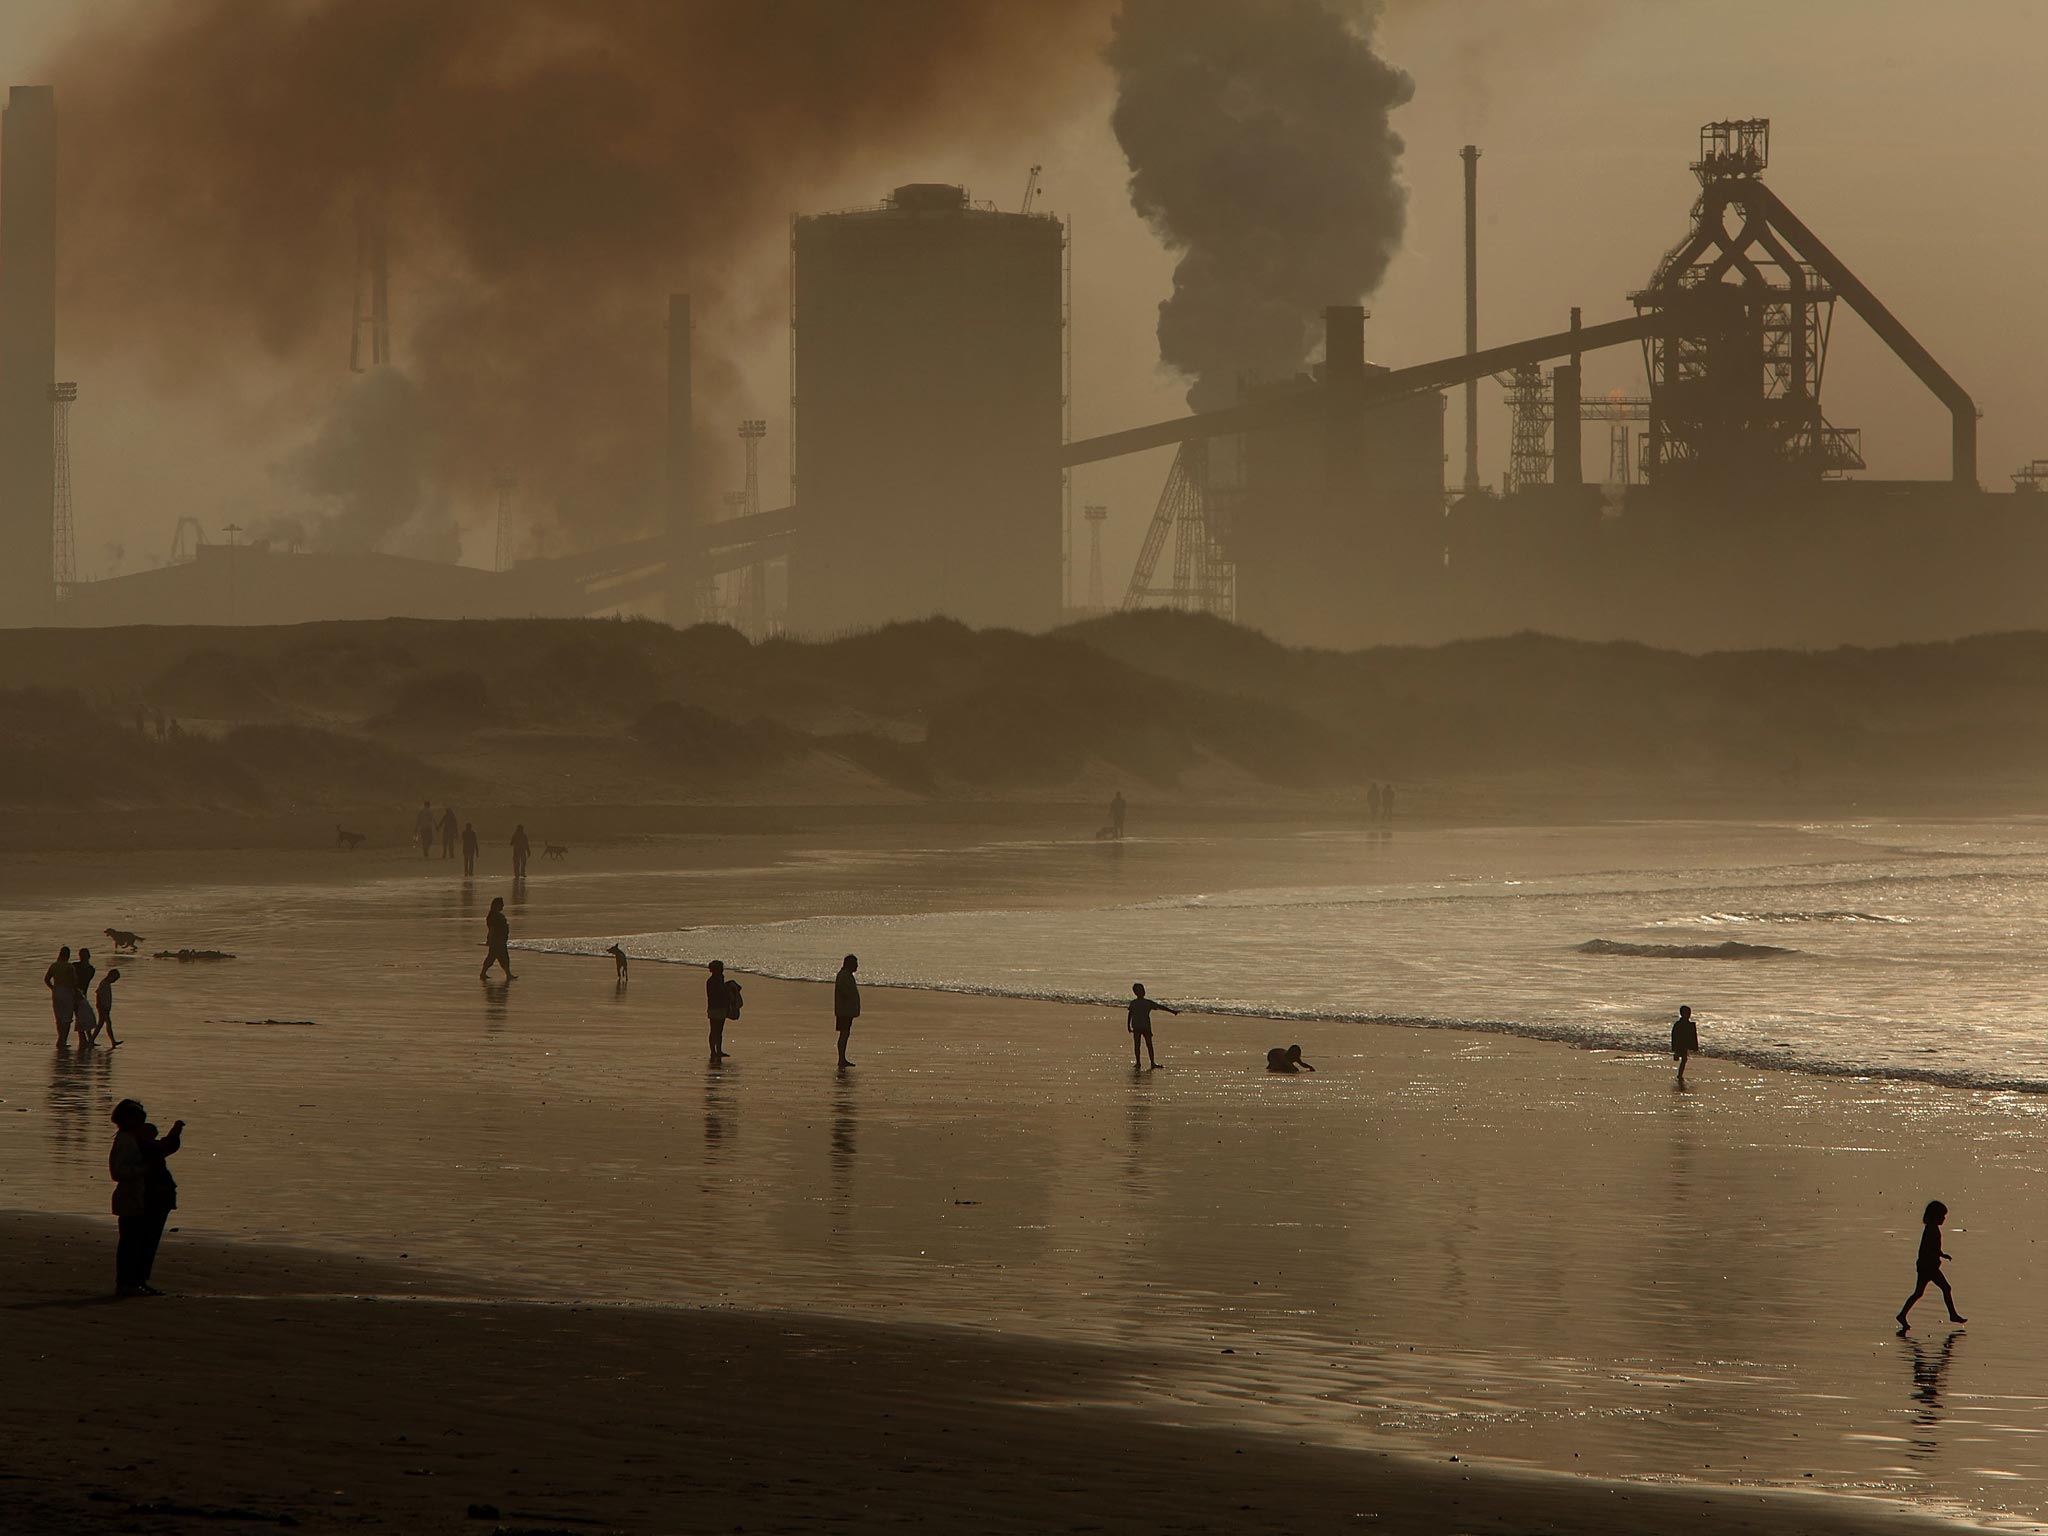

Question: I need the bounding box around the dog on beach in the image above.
[103,927,144,952]
[543,843,569,860]
[606,944,629,980]
[336,826,367,851]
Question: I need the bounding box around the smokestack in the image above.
[1323,304,1365,383]
[666,293,695,624]
[1461,145,1480,495]
[0,85,56,624]
[1323,304,1368,515]
[1552,308,1583,488]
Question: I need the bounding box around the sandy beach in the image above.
[5,828,2047,1532]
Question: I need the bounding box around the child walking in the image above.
[1671,1004,1700,1085]
[1897,1200,1966,1331]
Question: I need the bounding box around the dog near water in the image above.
[606,944,629,980]
[336,826,367,851]
[103,928,144,952]
[543,843,569,861]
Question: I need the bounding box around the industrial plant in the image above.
[0,87,2039,651]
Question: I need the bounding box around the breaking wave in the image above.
[1576,938,1799,961]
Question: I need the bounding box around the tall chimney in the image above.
[0,85,56,624]
[665,293,695,624]
[1552,307,1583,488]
[1322,304,1368,515]
[1461,145,1480,495]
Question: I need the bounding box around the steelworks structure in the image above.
[0,85,55,625]
[790,183,1065,634]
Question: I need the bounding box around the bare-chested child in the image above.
[1126,983,1177,1069]
[1897,1200,1966,1332]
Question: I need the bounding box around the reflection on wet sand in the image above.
[45,1047,108,1169]
[481,979,509,1027]
[704,1062,733,1161]
[1907,1328,1963,1461]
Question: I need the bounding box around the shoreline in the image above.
[0,1211,1995,1536]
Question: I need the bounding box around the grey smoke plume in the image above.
[1108,0,1414,410]
[276,370,456,562]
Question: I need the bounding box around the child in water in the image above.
[1671,1004,1700,1085]
[1897,1200,1966,1331]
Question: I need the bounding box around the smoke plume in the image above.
[1108,0,1413,410]
[49,0,1113,553]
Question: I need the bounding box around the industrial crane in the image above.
[1019,164,1041,214]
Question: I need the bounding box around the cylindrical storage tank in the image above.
[791,184,1064,634]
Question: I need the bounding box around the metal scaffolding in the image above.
[1498,369,1650,491]
[1123,441,1233,617]
[50,380,75,595]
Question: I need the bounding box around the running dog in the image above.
[543,843,569,861]
[103,927,144,952]
[336,826,367,851]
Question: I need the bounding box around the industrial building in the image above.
[789,183,1065,634]
[0,85,55,628]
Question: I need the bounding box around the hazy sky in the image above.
[5,1,2045,599]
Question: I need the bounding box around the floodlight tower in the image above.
[49,380,76,596]
[492,470,517,573]
[1083,503,1108,612]
[350,188,391,373]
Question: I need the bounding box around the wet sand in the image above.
[0,1211,1986,1536]
[6,833,2048,1530]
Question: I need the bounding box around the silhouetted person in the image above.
[835,954,861,1067]
[1110,789,1127,839]
[167,716,181,741]
[1898,1200,1966,1331]
[1127,982,1177,1069]
[109,1098,176,1297]
[133,705,146,737]
[44,944,76,1047]
[1671,1004,1700,1086]
[95,968,122,1048]
[480,896,515,981]
[154,708,166,742]
[511,824,531,879]
[415,800,435,858]
[1366,782,1382,822]
[1381,782,1395,823]
[461,821,480,877]
[134,1118,182,1293]
[438,805,459,859]
[71,947,99,1045]
[707,959,732,1060]
[1266,1044,1315,1073]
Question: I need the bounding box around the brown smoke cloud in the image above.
[49,0,1114,553]
[1108,0,1413,410]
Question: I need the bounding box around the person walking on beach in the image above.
[71,947,100,1046]
[1898,1200,1966,1331]
[1671,1004,1700,1086]
[1110,789,1127,840]
[44,944,77,1047]
[1127,982,1177,1069]
[415,800,436,858]
[95,968,122,1048]
[511,823,531,879]
[461,820,480,877]
[707,959,732,1061]
[834,954,861,1068]
[480,896,516,981]
[438,805,459,859]
[1366,782,1382,823]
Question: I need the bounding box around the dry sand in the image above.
[0,1211,1986,1536]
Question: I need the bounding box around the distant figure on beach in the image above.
[834,954,861,1067]
[438,805,459,859]
[415,800,435,858]
[1898,1200,1966,1331]
[1110,789,1127,840]
[511,823,531,879]
[109,1099,182,1297]
[480,896,515,981]
[1380,782,1395,823]
[1126,982,1177,1069]
[1671,1004,1700,1085]
[706,959,732,1060]
[607,944,629,981]
[95,968,122,1048]
[1366,782,1382,822]
[1266,1044,1315,1073]
[71,947,100,1045]
[461,821,480,877]
[44,944,76,1047]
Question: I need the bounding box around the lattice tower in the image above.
[1083,503,1108,612]
[50,381,76,594]
[492,470,518,573]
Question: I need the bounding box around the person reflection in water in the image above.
[480,896,516,982]
[1907,1327,1962,1441]
[1897,1200,1966,1331]
[1265,1044,1315,1072]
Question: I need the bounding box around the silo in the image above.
[791,184,1064,634]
